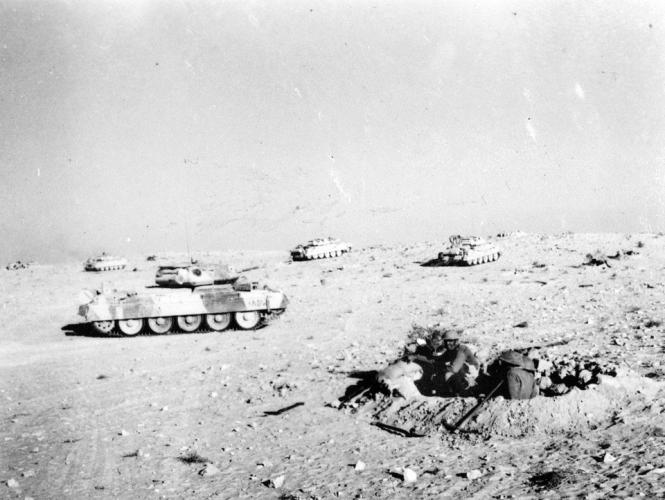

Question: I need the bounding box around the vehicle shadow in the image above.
[61,324,109,338]
[417,259,462,267]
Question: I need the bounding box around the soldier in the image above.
[495,350,539,400]
[431,329,480,396]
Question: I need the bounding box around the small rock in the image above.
[465,469,483,480]
[265,474,285,488]
[6,478,19,488]
[403,467,417,483]
[199,464,220,477]
[119,429,129,436]
[603,453,617,463]
[355,460,366,471]
[21,470,35,478]
[538,376,552,390]
[209,392,218,398]
[578,370,593,384]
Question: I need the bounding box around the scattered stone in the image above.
[5,261,30,270]
[465,469,483,480]
[209,392,218,398]
[584,251,610,267]
[264,474,285,488]
[402,467,417,483]
[355,460,366,471]
[199,464,220,477]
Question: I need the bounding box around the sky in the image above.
[1,0,665,263]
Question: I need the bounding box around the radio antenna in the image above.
[181,158,194,263]
[184,209,192,263]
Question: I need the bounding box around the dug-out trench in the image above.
[336,330,665,438]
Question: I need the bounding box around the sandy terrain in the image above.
[1,233,664,499]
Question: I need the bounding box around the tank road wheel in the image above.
[117,318,144,336]
[235,311,260,330]
[92,320,115,335]
[147,317,173,334]
[205,313,231,332]
[177,315,202,333]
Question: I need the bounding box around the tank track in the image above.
[86,265,126,272]
[88,310,285,337]
[437,251,502,266]
[293,249,350,261]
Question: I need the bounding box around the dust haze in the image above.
[2,1,665,263]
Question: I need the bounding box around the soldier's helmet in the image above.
[429,330,446,349]
[499,350,534,370]
[430,328,462,355]
[442,329,461,341]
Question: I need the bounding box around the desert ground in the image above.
[1,233,664,499]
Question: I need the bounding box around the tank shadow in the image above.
[61,324,109,338]
[418,259,465,267]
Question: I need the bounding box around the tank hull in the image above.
[73,285,288,335]
[437,236,501,266]
[290,238,352,261]
[84,256,128,271]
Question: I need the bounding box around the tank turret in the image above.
[154,263,259,287]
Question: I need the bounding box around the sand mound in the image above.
[357,374,664,438]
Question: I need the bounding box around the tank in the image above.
[84,254,128,271]
[290,237,352,261]
[154,263,259,287]
[70,280,289,336]
[437,235,501,266]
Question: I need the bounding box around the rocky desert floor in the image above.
[1,233,664,499]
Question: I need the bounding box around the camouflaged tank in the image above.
[70,279,288,336]
[290,237,352,261]
[84,254,128,271]
[154,263,259,287]
[437,235,501,266]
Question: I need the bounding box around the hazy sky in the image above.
[2,0,665,262]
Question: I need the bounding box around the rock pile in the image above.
[535,354,620,396]
[583,251,610,266]
[5,260,31,270]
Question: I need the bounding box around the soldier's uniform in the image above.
[498,351,538,400]
[431,330,480,396]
